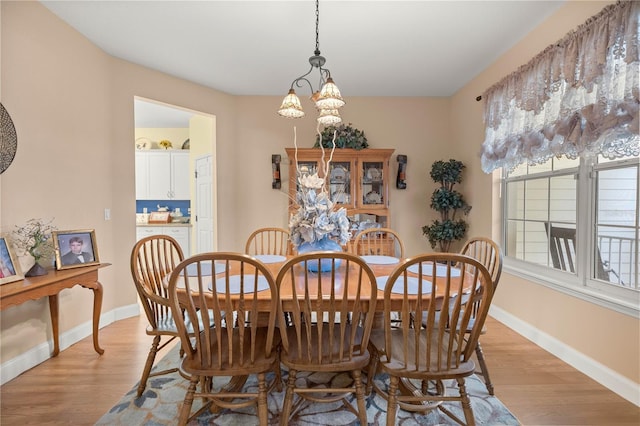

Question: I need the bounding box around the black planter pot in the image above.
[25,262,47,277]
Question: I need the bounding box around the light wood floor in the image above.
[1,315,638,425]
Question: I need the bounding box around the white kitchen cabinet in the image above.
[136,225,191,257]
[136,151,190,200]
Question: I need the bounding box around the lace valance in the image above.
[480,1,639,173]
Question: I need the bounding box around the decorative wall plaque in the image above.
[0,103,17,174]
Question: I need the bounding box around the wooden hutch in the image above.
[286,148,395,243]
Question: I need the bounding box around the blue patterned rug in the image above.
[96,345,520,425]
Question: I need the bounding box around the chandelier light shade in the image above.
[278,89,305,118]
[317,108,342,126]
[277,0,345,124]
[315,77,344,110]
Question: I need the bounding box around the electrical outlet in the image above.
[104,208,111,220]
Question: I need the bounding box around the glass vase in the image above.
[297,237,343,272]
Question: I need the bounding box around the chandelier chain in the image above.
[314,0,320,56]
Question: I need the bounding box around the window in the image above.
[503,154,639,313]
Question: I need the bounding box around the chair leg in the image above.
[386,375,399,426]
[475,341,494,395]
[178,376,199,426]
[137,335,161,397]
[352,369,368,426]
[257,372,268,426]
[456,377,476,426]
[280,369,297,426]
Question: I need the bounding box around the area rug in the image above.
[96,346,520,425]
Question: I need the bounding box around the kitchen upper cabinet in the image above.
[136,151,190,200]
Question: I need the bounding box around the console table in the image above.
[0,263,110,356]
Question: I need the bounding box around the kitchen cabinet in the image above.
[285,148,394,229]
[136,225,191,257]
[136,151,190,200]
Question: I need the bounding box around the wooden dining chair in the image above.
[354,227,406,328]
[353,227,405,258]
[130,235,185,397]
[275,252,378,426]
[369,253,493,426]
[167,252,281,426]
[459,236,503,396]
[245,227,293,256]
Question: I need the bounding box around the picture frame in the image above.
[53,229,100,270]
[0,237,23,285]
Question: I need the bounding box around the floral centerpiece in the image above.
[288,128,351,264]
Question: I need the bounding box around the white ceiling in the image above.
[42,0,565,126]
[134,99,200,128]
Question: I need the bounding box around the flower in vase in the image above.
[11,218,57,264]
[289,136,351,250]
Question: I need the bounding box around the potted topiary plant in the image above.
[422,159,471,252]
[314,123,369,150]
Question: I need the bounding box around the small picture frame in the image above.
[148,211,171,224]
[53,229,100,270]
[0,237,23,285]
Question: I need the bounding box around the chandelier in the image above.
[277,0,345,125]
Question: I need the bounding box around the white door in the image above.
[195,155,214,254]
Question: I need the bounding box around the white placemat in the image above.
[209,274,270,294]
[376,276,432,295]
[407,262,461,277]
[254,254,286,264]
[361,255,400,265]
[183,262,227,276]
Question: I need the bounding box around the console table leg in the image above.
[92,281,104,355]
[48,294,60,357]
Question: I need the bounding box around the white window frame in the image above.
[501,156,639,318]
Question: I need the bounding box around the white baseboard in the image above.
[0,303,140,385]
[490,305,640,407]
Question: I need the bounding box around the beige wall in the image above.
[1,0,637,400]
[1,1,114,361]
[233,96,452,255]
[0,1,236,366]
[450,0,639,390]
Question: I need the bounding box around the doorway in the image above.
[134,97,216,254]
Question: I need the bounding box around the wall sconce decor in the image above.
[272,154,282,189]
[396,155,407,189]
[1,103,18,174]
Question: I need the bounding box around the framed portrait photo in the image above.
[0,237,23,285]
[53,229,100,270]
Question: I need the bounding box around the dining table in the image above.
[170,252,473,412]
[175,253,469,314]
